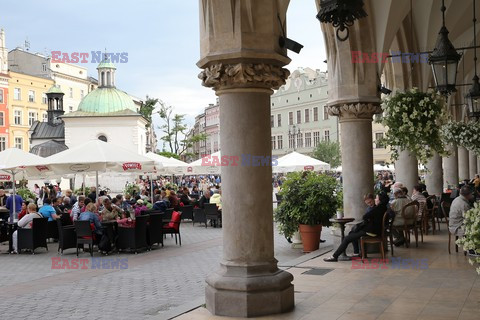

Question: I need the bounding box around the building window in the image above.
[324,130,330,142]
[42,93,47,104]
[28,112,37,126]
[69,87,73,98]
[288,135,295,149]
[271,115,274,128]
[288,112,293,125]
[43,113,48,122]
[214,141,218,152]
[305,132,312,148]
[296,110,301,124]
[313,131,320,147]
[0,89,3,103]
[14,88,21,100]
[14,137,23,149]
[0,137,5,151]
[42,63,47,72]
[277,114,281,127]
[69,106,73,112]
[323,106,329,120]
[81,90,84,99]
[271,136,276,150]
[313,107,318,121]
[28,90,35,102]
[98,135,108,142]
[297,133,303,148]
[305,109,310,123]
[0,112,3,126]
[14,110,22,125]
[375,132,384,148]
[277,135,283,149]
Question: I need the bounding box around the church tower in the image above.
[97,57,116,88]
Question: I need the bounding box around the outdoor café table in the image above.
[329,217,355,261]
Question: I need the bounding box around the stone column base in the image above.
[205,262,294,317]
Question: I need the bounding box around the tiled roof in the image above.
[30,121,65,139]
[30,140,68,158]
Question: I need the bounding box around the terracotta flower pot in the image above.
[299,224,322,253]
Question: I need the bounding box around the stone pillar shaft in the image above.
[395,150,418,195]
[469,150,477,178]
[458,146,469,181]
[426,153,443,196]
[443,145,458,188]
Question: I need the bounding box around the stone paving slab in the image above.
[0,221,324,320]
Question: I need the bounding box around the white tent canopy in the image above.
[145,152,188,175]
[187,151,222,175]
[0,148,50,221]
[273,152,330,173]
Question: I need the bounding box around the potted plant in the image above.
[274,171,338,252]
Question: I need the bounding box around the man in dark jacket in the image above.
[198,192,211,209]
[324,192,389,262]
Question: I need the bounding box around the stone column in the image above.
[328,105,380,221]
[469,150,477,178]
[426,153,443,196]
[477,157,480,175]
[458,146,469,181]
[197,1,294,317]
[443,144,458,188]
[394,150,418,195]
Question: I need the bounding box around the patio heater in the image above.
[466,0,480,121]
[428,0,461,96]
[316,0,368,41]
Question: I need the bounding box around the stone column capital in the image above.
[326,102,382,120]
[198,62,290,91]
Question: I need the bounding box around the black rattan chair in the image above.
[57,219,76,254]
[148,213,164,248]
[193,208,207,227]
[18,217,48,254]
[117,215,148,253]
[74,220,95,257]
[205,203,221,228]
[163,208,173,223]
[180,205,194,221]
[47,220,59,241]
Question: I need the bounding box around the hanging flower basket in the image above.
[443,121,480,155]
[456,203,480,274]
[379,88,448,164]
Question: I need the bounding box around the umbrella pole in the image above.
[95,171,99,203]
[11,172,16,223]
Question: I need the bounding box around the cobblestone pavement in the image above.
[0,221,332,320]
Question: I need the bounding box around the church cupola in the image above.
[97,57,117,88]
[46,85,65,124]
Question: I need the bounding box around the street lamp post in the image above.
[288,125,301,151]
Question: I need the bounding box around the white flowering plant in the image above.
[379,88,448,164]
[456,203,480,274]
[442,121,480,155]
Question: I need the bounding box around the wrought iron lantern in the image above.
[316,0,368,41]
[466,0,480,121]
[428,0,461,96]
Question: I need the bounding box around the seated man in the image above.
[179,187,192,206]
[210,189,222,210]
[411,185,427,221]
[198,192,211,209]
[78,203,103,237]
[389,188,416,246]
[101,198,121,221]
[38,198,59,221]
[449,186,473,237]
[324,192,389,262]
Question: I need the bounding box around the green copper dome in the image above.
[77,87,137,114]
[46,85,64,94]
[97,60,116,69]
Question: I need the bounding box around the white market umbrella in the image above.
[273,151,330,173]
[186,151,222,175]
[0,148,49,222]
[145,152,188,175]
[25,140,158,201]
[332,166,342,172]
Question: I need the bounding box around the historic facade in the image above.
[0,29,9,151]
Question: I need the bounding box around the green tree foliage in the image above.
[157,151,180,160]
[312,140,341,168]
[139,96,158,127]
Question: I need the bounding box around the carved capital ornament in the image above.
[326,103,382,120]
[198,63,290,91]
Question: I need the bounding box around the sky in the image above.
[2,0,327,147]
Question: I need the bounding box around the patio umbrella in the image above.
[186,151,222,175]
[0,148,48,222]
[145,152,188,175]
[273,151,330,173]
[23,140,158,201]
